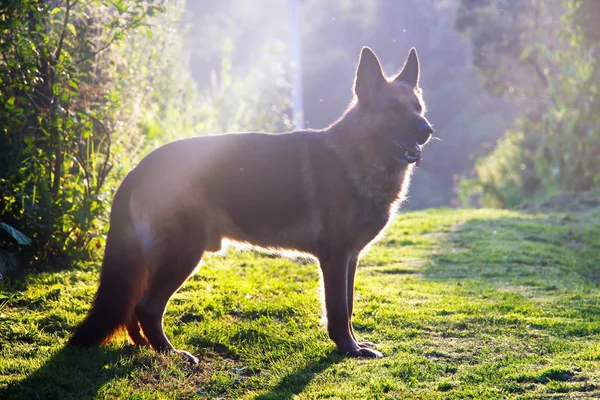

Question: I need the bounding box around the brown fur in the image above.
[68,47,434,362]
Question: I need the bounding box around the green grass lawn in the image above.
[1,206,599,399]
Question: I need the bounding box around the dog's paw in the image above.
[347,347,383,358]
[175,349,199,365]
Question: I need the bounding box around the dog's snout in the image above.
[416,121,433,145]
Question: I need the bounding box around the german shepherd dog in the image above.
[69,47,434,363]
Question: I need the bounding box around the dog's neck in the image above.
[323,106,413,208]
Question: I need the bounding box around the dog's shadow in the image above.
[0,346,138,400]
[3,345,343,399]
[254,351,343,400]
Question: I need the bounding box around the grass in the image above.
[1,205,599,399]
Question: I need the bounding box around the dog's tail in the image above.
[68,172,148,347]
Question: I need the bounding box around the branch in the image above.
[526,0,560,110]
[53,0,78,64]
[51,139,63,199]
[78,111,112,193]
[2,44,44,111]
[71,141,92,195]
[526,57,548,88]
[75,11,147,65]
[526,57,559,109]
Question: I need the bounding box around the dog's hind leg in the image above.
[126,313,149,346]
[135,213,206,364]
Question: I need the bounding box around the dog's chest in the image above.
[347,168,410,249]
[360,164,408,207]
[320,192,390,251]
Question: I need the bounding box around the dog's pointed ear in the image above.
[354,47,385,102]
[395,47,420,87]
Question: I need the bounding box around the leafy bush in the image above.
[0,1,295,269]
[458,0,600,207]
[0,0,155,263]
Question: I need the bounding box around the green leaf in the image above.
[0,222,32,246]
[67,23,76,37]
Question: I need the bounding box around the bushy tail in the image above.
[68,174,148,347]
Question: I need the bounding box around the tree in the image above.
[456,0,600,206]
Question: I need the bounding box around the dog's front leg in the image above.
[319,250,382,358]
[346,255,379,351]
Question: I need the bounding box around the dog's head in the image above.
[353,47,433,167]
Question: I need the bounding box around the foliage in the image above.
[460,131,527,208]
[0,206,599,398]
[0,223,31,246]
[197,39,294,135]
[0,0,294,268]
[455,0,564,99]
[0,0,167,264]
[457,0,600,207]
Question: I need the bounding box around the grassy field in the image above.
[1,205,599,399]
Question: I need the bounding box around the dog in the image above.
[68,47,434,363]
